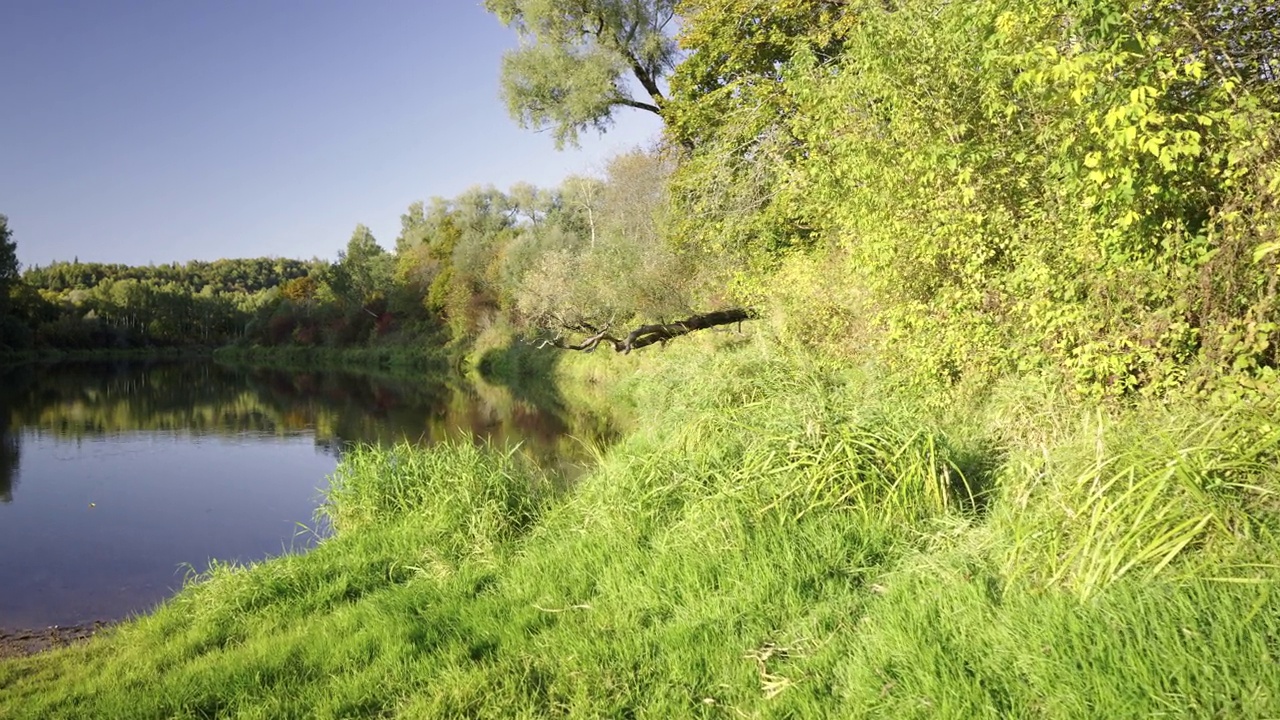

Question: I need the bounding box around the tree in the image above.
[485,0,679,147]
[513,150,753,352]
[667,0,854,148]
[330,224,392,310]
[665,1,857,258]
[0,214,19,305]
[0,214,30,350]
[560,175,605,247]
[281,276,319,312]
[507,182,551,227]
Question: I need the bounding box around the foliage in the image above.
[327,225,393,311]
[513,150,697,331]
[14,256,316,351]
[0,214,29,350]
[667,0,1280,400]
[665,0,858,257]
[0,214,17,292]
[485,0,679,147]
[23,256,315,295]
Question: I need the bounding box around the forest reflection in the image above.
[0,360,608,504]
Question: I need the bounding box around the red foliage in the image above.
[266,313,297,344]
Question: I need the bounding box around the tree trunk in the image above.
[538,308,756,354]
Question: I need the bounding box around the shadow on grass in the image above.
[950,438,1005,518]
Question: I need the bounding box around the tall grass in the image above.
[988,403,1280,599]
[323,443,545,531]
[2,339,1278,718]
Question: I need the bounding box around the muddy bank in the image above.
[0,622,111,658]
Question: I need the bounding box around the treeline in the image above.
[1,149,694,359]
[252,151,693,354]
[9,257,317,349]
[23,257,314,295]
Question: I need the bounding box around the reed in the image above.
[989,403,1280,599]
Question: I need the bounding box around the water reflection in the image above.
[0,424,16,503]
[0,360,600,482]
[0,364,31,504]
[0,360,602,627]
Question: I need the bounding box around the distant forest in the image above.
[10,256,317,348]
[0,151,687,357]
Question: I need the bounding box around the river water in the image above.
[0,360,589,628]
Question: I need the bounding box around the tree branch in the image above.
[540,308,757,354]
[536,325,623,352]
[614,97,663,115]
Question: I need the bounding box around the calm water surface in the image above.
[0,360,588,628]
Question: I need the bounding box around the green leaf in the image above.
[1254,242,1280,263]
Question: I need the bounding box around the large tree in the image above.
[328,225,393,312]
[664,1,857,258]
[485,0,679,147]
[0,214,18,298]
[0,214,23,349]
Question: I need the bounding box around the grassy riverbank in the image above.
[2,338,1278,718]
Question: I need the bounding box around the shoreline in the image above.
[0,621,112,658]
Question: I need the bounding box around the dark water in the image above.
[0,360,590,628]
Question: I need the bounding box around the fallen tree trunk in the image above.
[537,308,757,354]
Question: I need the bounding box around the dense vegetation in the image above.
[3,250,311,350]
[664,0,1280,403]
[1,155,691,365]
[2,344,1277,716]
[2,0,1279,716]
[6,0,1277,400]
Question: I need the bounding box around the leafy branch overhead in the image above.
[485,0,679,147]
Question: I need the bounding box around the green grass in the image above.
[2,339,1277,718]
[989,405,1280,600]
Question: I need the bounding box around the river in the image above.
[0,360,591,629]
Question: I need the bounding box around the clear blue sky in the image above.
[1,0,663,268]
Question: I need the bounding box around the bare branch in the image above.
[614,97,663,115]
[539,308,757,354]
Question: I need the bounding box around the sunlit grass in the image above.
[2,340,1278,718]
[987,404,1280,599]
